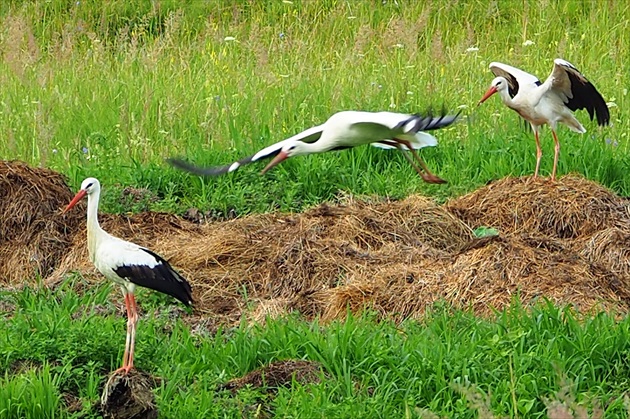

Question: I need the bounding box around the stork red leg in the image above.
[126,293,139,373]
[533,130,542,178]
[551,129,560,181]
[394,139,447,184]
[383,141,428,180]
[114,292,133,374]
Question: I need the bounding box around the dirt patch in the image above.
[2,160,630,322]
[219,359,323,393]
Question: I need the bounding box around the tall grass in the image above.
[1,284,630,418]
[0,0,628,214]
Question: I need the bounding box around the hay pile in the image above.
[446,175,630,239]
[3,160,630,322]
[0,161,82,284]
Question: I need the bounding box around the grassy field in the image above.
[2,282,630,418]
[1,0,630,417]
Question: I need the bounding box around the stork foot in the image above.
[113,365,134,375]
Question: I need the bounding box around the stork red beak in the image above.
[64,189,87,213]
[478,86,498,106]
[261,151,289,174]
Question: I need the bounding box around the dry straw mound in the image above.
[323,234,630,320]
[447,175,629,239]
[3,161,630,322]
[0,161,82,284]
[133,195,471,323]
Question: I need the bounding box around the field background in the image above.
[1,0,630,418]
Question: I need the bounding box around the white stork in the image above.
[64,178,193,374]
[478,59,610,180]
[168,110,460,184]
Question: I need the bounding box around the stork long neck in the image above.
[295,138,337,155]
[85,189,104,262]
[498,88,518,109]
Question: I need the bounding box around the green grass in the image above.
[2,1,630,417]
[1,283,630,418]
[0,0,628,214]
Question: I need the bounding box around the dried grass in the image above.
[447,175,629,239]
[577,226,630,280]
[3,161,630,324]
[0,161,81,284]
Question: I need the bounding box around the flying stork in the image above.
[478,59,609,180]
[64,178,193,374]
[168,110,460,184]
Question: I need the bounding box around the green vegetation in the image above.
[2,1,630,417]
[0,0,628,215]
[1,283,630,418]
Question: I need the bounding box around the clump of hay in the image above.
[577,226,630,281]
[323,234,630,320]
[155,195,471,319]
[447,175,629,239]
[439,234,630,314]
[317,196,474,253]
[99,369,159,419]
[0,161,82,284]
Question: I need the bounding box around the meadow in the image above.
[1,0,630,417]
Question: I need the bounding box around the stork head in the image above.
[260,141,308,174]
[478,76,508,105]
[64,177,101,212]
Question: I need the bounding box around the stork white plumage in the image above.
[478,59,610,180]
[168,110,460,184]
[64,178,193,374]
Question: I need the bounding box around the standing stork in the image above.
[478,59,609,180]
[168,110,460,184]
[64,178,193,374]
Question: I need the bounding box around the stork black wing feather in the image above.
[505,73,520,98]
[409,109,461,132]
[114,248,193,306]
[563,70,610,126]
[166,149,281,176]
